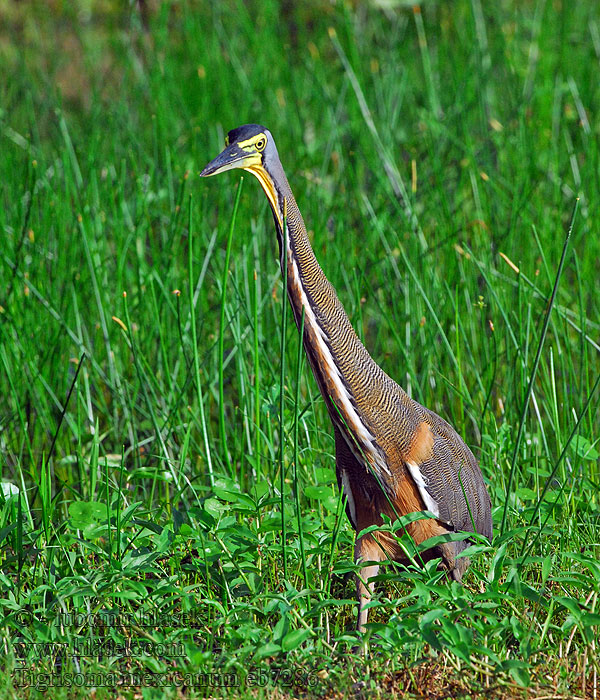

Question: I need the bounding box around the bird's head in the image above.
[200,124,282,215]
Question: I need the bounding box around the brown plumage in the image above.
[201,124,493,631]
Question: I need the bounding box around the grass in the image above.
[1,0,599,697]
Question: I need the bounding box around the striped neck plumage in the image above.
[245,161,394,489]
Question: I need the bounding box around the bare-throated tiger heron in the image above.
[201,124,492,631]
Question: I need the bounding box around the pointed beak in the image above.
[200,143,260,177]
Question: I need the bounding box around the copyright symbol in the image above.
[14,611,33,627]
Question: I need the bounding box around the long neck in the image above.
[261,163,392,466]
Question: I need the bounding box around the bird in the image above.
[200,124,493,632]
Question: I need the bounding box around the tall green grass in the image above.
[1,1,599,697]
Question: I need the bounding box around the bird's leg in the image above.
[438,541,470,582]
[354,534,387,633]
[449,556,470,581]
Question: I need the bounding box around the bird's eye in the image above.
[255,137,266,151]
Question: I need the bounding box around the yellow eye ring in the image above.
[255,137,266,151]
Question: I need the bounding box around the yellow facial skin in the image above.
[200,133,282,228]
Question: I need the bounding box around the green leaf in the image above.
[541,554,553,585]
[314,467,336,484]
[282,628,311,651]
[304,485,333,501]
[304,485,338,512]
[255,642,281,659]
[420,608,446,627]
[272,614,290,644]
[571,435,599,460]
[68,501,106,529]
[213,486,256,510]
[203,497,225,518]
[502,660,531,687]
